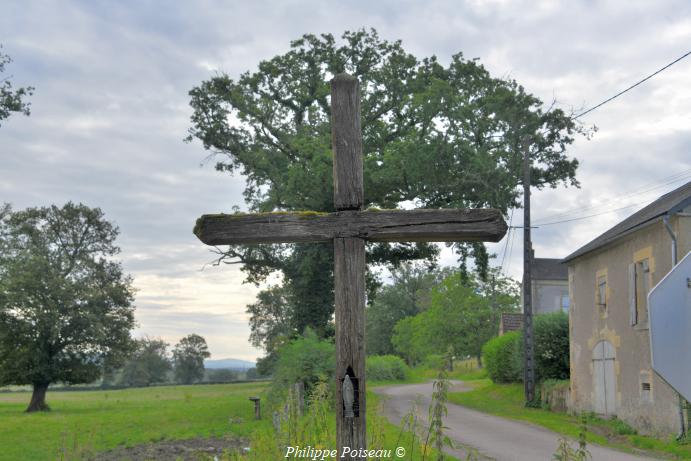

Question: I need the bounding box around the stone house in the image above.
[530,257,570,315]
[564,181,691,435]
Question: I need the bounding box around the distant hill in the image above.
[204,358,256,370]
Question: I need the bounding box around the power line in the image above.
[505,211,517,273]
[573,50,691,119]
[536,200,650,227]
[533,170,691,224]
[500,209,515,274]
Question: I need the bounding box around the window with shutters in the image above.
[636,259,650,325]
[597,275,607,309]
[630,256,652,327]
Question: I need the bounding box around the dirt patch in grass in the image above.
[92,436,247,461]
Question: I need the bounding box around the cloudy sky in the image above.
[2,1,690,362]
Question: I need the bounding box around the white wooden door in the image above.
[593,340,616,415]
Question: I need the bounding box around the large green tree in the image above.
[1,45,33,127]
[0,203,135,412]
[187,29,587,357]
[172,334,211,384]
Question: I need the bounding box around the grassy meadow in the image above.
[0,382,268,461]
[0,379,456,461]
[5,358,688,461]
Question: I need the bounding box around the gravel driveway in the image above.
[374,381,662,461]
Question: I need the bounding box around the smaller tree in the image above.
[172,334,210,384]
[392,268,520,366]
[245,367,261,380]
[119,337,172,387]
[366,263,448,356]
[269,328,335,403]
[1,46,34,127]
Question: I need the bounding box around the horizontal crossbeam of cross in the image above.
[194,208,507,246]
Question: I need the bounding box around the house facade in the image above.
[531,257,570,315]
[564,181,691,435]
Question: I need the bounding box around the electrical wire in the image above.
[573,50,691,119]
[533,170,691,224]
[499,209,515,275]
[505,222,517,273]
[535,200,651,227]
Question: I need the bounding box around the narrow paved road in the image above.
[375,381,661,461]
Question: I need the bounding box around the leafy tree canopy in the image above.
[366,262,450,356]
[187,29,589,356]
[0,203,135,411]
[392,268,519,365]
[268,327,335,404]
[119,337,172,387]
[0,45,33,127]
[172,333,211,384]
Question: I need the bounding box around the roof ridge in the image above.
[563,180,691,263]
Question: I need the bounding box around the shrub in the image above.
[366,355,410,381]
[482,332,522,383]
[482,311,570,384]
[424,354,445,371]
[534,311,570,381]
[609,416,637,435]
[269,328,335,403]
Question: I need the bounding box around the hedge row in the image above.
[366,355,410,381]
[482,311,570,383]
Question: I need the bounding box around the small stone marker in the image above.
[195,74,507,460]
[294,381,305,416]
[248,396,261,420]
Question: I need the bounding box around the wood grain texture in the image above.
[331,74,363,211]
[334,237,366,459]
[194,208,508,245]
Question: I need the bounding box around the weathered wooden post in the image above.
[193,73,508,461]
[331,74,367,456]
[294,381,305,416]
[249,396,261,420]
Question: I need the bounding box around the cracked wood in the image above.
[194,208,507,246]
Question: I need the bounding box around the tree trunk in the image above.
[477,354,483,369]
[26,383,50,412]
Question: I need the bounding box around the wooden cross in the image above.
[194,74,507,459]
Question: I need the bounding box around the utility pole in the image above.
[522,139,536,404]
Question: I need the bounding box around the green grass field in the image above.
[0,381,457,461]
[13,359,688,461]
[0,383,268,461]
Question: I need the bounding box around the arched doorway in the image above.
[592,340,616,415]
